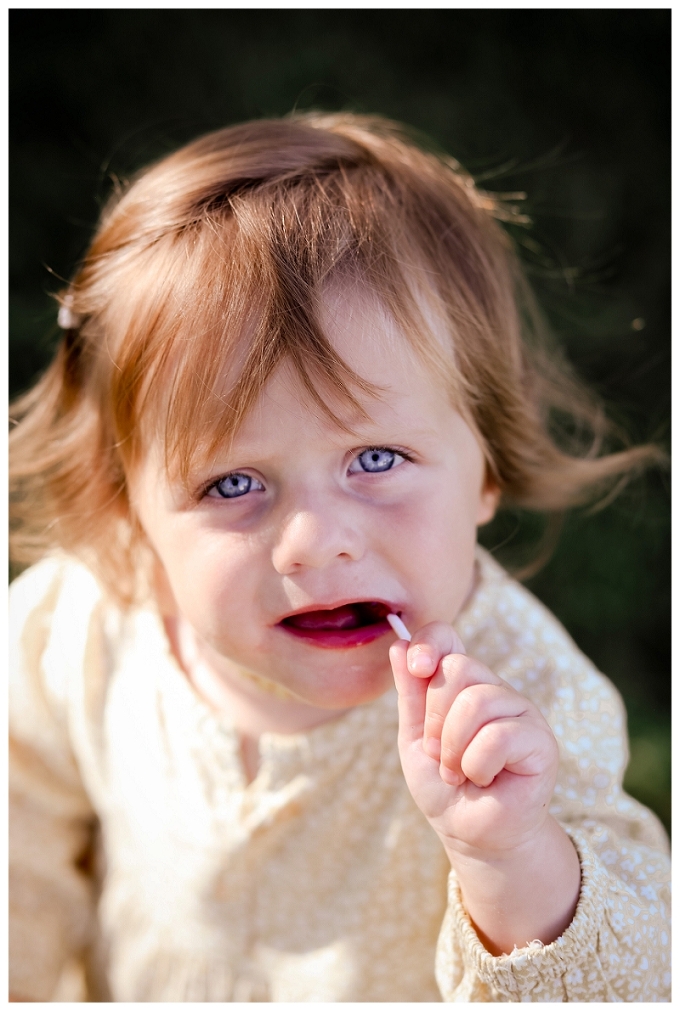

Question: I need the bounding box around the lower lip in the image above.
[277,618,392,649]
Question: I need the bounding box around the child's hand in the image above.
[389,622,559,864]
[389,621,581,955]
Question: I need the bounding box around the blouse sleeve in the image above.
[9,559,98,1001]
[434,635,671,1002]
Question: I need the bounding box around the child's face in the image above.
[132,288,498,710]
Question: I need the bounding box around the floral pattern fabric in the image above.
[9,548,670,1001]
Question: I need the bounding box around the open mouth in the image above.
[278,601,394,649]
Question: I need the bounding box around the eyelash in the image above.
[201,446,413,500]
[203,473,264,500]
[347,446,412,474]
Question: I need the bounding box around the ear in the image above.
[476,470,501,527]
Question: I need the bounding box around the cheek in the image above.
[386,484,480,610]
[395,472,483,542]
[158,531,257,622]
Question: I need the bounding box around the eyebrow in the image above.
[210,420,443,466]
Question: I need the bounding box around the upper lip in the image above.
[276,598,400,624]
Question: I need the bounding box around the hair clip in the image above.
[57,293,80,330]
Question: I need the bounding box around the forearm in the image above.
[445,815,581,955]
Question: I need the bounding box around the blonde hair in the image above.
[10,112,663,605]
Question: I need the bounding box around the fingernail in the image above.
[424,737,441,760]
[408,648,434,675]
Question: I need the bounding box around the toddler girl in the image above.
[9,113,670,1002]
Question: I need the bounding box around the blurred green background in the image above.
[10,10,670,831]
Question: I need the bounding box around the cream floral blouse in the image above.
[9,547,670,1002]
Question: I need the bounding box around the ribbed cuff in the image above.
[437,827,610,1000]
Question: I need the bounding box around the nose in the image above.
[271,498,365,575]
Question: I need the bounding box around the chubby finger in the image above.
[389,639,429,747]
[405,621,467,679]
[422,653,503,760]
[458,716,552,788]
[437,682,529,783]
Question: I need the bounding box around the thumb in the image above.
[406,622,467,678]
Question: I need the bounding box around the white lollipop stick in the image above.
[387,613,412,641]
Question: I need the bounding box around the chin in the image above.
[296,665,394,710]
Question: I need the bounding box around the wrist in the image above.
[440,809,553,871]
[444,816,581,955]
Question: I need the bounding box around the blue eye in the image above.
[350,448,403,474]
[208,473,263,499]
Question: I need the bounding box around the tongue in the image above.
[286,604,365,631]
